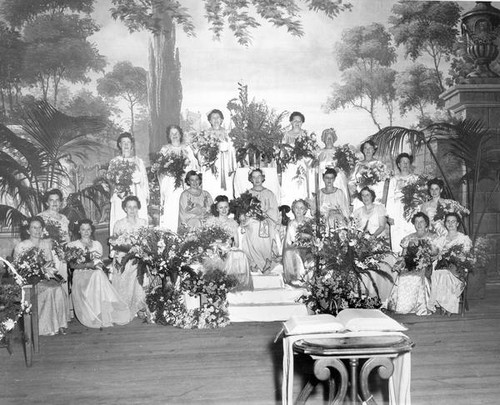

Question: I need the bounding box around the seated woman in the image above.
[352,187,394,306]
[14,216,69,336]
[387,213,437,315]
[310,167,350,230]
[67,219,130,328]
[178,171,213,232]
[283,199,311,285]
[428,212,472,315]
[206,195,251,289]
[111,195,148,319]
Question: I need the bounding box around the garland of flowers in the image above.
[299,224,392,315]
[333,144,359,177]
[229,191,266,224]
[106,158,136,198]
[191,131,220,175]
[400,175,430,221]
[356,161,389,188]
[43,218,67,260]
[436,244,475,282]
[151,151,188,189]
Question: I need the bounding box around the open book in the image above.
[282,309,407,336]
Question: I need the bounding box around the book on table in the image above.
[282,309,407,336]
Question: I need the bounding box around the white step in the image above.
[250,272,285,290]
[228,287,306,305]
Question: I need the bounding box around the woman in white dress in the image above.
[316,128,350,202]
[353,187,394,305]
[198,109,236,199]
[310,168,350,230]
[107,132,149,234]
[386,153,418,252]
[111,196,148,319]
[158,125,199,231]
[283,199,310,285]
[206,195,251,289]
[281,111,311,206]
[429,212,472,315]
[387,212,437,315]
[14,216,69,336]
[68,219,130,328]
[351,140,388,210]
[240,169,280,272]
[178,171,213,232]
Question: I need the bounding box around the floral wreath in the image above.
[0,257,30,343]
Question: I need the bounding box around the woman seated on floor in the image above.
[387,212,437,315]
[67,219,130,328]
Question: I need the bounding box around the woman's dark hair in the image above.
[165,124,184,144]
[444,212,461,225]
[211,195,229,216]
[427,178,444,194]
[43,189,63,205]
[322,167,337,179]
[289,111,305,123]
[395,153,413,170]
[358,186,376,202]
[207,109,224,122]
[411,212,430,227]
[279,205,291,226]
[360,140,377,156]
[21,216,46,240]
[116,132,134,153]
[248,168,265,183]
[185,170,202,186]
[121,195,141,210]
[75,218,96,238]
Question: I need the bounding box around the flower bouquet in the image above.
[191,131,221,176]
[109,230,140,253]
[180,224,232,263]
[436,244,475,282]
[151,151,188,189]
[394,239,434,277]
[13,247,64,284]
[400,175,430,221]
[433,199,470,223]
[356,162,388,188]
[333,144,359,177]
[43,218,67,260]
[106,158,137,198]
[229,191,266,224]
[291,132,319,163]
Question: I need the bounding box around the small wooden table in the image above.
[293,335,414,405]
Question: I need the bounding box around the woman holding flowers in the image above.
[241,169,280,272]
[428,212,472,315]
[195,109,236,199]
[206,195,251,289]
[157,125,199,232]
[351,140,388,211]
[420,178,469,238]
[178,171,213,232]
[110,196,148,319]
[388,212,437,315]
[67,219,130,328]
[386,153,419,252]
[14,216,69,336]
[107,132,149,234]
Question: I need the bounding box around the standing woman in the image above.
[280,111,310,206]
[199,109,236,199]
[241,169,280,272]
[386,153,418,252]
[107,132,149,234]
[14,217,69,336]
[158,125,199,232]
[68,219,130,328]
[178,171,213,232]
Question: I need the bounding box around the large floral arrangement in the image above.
[333,144,359,177]
[106,158,137,198]
[356,162,388,188]
[179,224,232,263]
[43,218,67,260]
[229,191,266,224]
[191,130,220,175]
[436,244,475,282]
[400,175,430,221]
[299,224,392,315]
[13,247,63,284]
[151,151,188,189]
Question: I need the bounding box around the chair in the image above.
[459,270,469,317]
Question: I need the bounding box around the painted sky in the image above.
[88,0,480,145]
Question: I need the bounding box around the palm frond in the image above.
[368,126,426,157]
[0,204,28,230]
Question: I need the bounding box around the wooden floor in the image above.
[1,284,500,405]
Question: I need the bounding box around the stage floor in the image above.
[2,284,500,405]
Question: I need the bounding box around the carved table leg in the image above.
[359,357,395,405]
[313,358,349,405]
[349,359,359,405]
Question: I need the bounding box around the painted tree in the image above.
[97,61,148,135]
[324,23,397,130]
[396,64,443,120]
[110,0,353,153]
[389,0,462,93]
